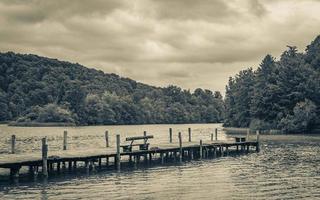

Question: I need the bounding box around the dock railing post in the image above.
[178,132,182,163]
[42,137,48,177]
[256,130,260,152]
[246,129,250,141]
[199,140,203,159]
[11,135,16,154]
[63,130,67,150]
[188,128,191,142]
[116,134,121,171]
[143,131,147,145]
[169,128,172,143]
[105,131,109,147]
[215,128,218,140]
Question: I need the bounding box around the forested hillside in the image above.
[224,35,320,133]
[0,52,224,125]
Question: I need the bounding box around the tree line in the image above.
[224,35,320,133]
[0,52,225,125]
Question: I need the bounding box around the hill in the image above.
[224,35,320,133]
[0,52,224,125]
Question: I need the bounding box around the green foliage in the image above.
[0,52,224,125]
[17,104,75,123]
[224,36,320,133]
[278,99,317,133]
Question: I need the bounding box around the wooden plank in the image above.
[125,135,154,141]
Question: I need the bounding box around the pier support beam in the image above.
[199,140,203,159]
[105,131,109,148]
[10,166,21,181]
[63,130,68,150]
[11,135,16,154]
[42,137,48,177]
[215,128,218,140]
[178,132,183,163]
[256,130,260,152]
[188,128,191,142]
[116,134,121,172]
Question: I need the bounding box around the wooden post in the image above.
[188,128,191,142]
[211,133,213,141]
[256,130,260,152]
[160,153,164,164]
[246,129,250,141]
[10,167,21,181]
[11,135,16,154]
[105,131,109,148]
[199,140,203,159]
[63,130,67,150]
[215,128,218,140]
[42,137,48,177]
[116,134,121,171]
[144,131,147,145]
[169,128,172,143]
[178,132,182,163]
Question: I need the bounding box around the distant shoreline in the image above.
[8,122,76,127]
[3,121,222,127]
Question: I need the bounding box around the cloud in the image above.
[0,0,320,94]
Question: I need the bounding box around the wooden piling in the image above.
[246,129,250,141]
[105,131,109,148]
[160,153,164,164]
[63,130,67,150]
[188,128,191,142]
[215,128,218,140]
[144,131,147,145]
[169,128,172,143]
[211,133,213,141]
[178,132,182,163]
[199,140,203,159]
[256,130,260,152]
[11,135,16,154]
[42,137,48,177]
[116,134,121,171]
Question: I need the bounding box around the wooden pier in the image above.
[0,128,260,182]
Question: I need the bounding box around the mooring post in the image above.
[105,130,109,148]
[246,129,250,141]
[199,140,203,159]
[11,135,16,154]
[256,130,260,152]
[63,130,67,150]
[178,132,183,163]
[42,137,48,177]
[188,128,191,142]
[144,131,147,145]
[169,128,172,143]
[116,134,121,171]
[215,128,218,140]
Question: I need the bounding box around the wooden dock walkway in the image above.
[0,128,260,182]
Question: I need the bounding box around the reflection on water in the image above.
[0,124,319,200]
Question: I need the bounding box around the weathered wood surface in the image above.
[0,139,257,168]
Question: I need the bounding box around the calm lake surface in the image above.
[0,124,319,200]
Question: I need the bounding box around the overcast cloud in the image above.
[1,0,320,94]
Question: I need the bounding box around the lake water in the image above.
[0,124,319,200]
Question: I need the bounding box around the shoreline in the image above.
[3,121,223,127]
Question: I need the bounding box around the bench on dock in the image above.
[232,136,246,143]
[120,135,154,152]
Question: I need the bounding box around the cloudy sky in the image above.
[1,0,320,94]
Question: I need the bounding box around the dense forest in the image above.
[0,52,225,125]
[224,35,320,133]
